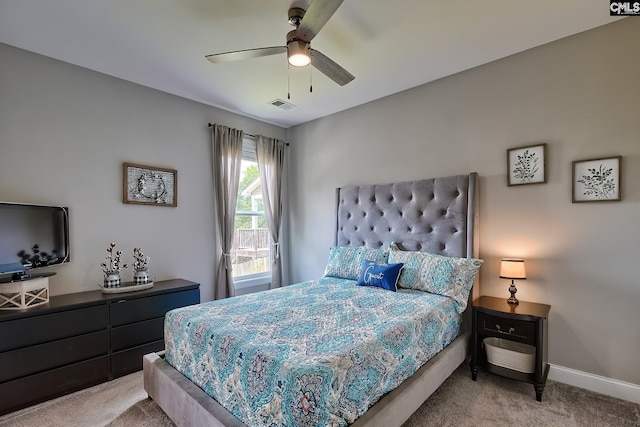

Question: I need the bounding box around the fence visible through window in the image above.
[231,227,269,277]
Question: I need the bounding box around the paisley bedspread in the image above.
[164,277,461,427]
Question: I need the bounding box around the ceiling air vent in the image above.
[268,99,296,110]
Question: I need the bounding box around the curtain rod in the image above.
[208,123,289,146]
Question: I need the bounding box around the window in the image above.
[232,138,270,283]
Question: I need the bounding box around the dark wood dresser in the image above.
[0,278,200,415]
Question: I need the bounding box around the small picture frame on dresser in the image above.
[572,156,621,203]
[507,143,547,186]
[123,162,177,207]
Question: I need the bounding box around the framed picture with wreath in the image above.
[123,162,177,207]
[572,156,621,203]
[507,143,547,186]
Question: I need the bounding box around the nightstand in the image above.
[470,296,551,401]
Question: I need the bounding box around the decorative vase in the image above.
[104,270,121,288]
[133,268,150,284]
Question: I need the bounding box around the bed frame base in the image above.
[143,332,469,427]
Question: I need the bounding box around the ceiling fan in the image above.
[205,0,355,86]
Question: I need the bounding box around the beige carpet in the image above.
[1,365,638,427]
[0,372,173,427]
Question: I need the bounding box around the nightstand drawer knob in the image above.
[496,325,515,335]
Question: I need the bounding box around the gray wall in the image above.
[0,42,286,303]
[287,19,640,385]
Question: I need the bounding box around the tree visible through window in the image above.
[233,159,270,279]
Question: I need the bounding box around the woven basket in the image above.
[483,337,535,373]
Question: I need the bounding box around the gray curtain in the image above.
[256,135,286,289]
[211,124,243,299]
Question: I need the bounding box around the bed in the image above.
[143,172,480,427]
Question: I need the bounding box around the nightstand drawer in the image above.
[477,312,535,342]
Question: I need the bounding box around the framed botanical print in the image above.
[572,156,621,203]
[507,143,547,186]
[123,162,177,207]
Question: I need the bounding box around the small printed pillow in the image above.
[388,248,483,313]
[357,260,404,292]
[323,245,389,280]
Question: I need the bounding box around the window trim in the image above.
[232,137,270,286]
[233,271,271,289]
[235,210,265,216]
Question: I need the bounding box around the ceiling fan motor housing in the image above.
[288,7,306,27]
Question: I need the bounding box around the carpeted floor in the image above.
[1,364,638,427]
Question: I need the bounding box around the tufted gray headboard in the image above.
[334,173,480,307]
[335,173,478,259]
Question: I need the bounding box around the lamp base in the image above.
[507,282,519,305]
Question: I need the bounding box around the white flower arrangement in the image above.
[100,243,129,275]
[133,247,150,271]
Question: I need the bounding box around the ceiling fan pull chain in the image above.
[287,62,291,100]
[310,65,313,93]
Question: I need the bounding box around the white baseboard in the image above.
[548,364,640,403]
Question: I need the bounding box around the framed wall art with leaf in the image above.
[507,143,547,186]
[572,156,621,203]
[123,162,177,207]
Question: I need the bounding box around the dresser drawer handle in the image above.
[496,325,515,335]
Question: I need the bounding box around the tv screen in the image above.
[0,202,70,280]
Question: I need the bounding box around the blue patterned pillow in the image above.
[323,246,389,280]
[388,248,483,313]
[357,260,404,292]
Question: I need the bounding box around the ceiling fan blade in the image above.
[296,0,344,42]
[205,46,286,63]
[310,49,354,86]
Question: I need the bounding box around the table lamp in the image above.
[500,258,526,304]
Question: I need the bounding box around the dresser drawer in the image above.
[0,355,110,416]
[477,312,535,343]
[110,289,199,327]
[111,340,164,378]
[0,305,108,352]
[0,330,109,382]
[111,317,164,351]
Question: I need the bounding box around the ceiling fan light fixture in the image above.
[287,39,310,67]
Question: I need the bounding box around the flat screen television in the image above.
[0,202,70,281]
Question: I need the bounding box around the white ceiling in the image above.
[0,1,622,128]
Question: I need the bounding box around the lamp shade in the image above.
[500,258,526,279]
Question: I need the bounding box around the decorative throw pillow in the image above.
[388,248,483,313]
[357,260,404,292]
[323,246,389,280]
